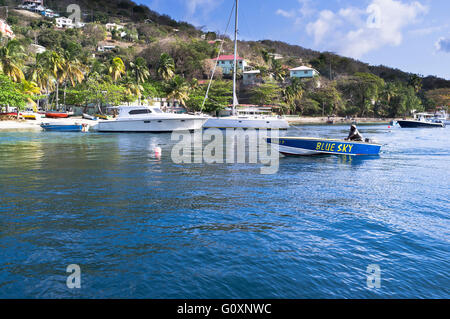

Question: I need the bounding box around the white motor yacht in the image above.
[95,105,208,132]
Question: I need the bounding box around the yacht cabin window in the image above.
[129,109,152,115]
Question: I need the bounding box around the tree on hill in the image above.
[109,57,126,83]
[249,81,282,106]
[157,53,175,81]
[0,40,26,83]
[0,75,31,113]
[187,80,232,114]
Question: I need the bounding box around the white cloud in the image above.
[276,0,316,25]
[306,10,338,45]
[305,0,428,58]
[184,0,220,16]
[435,37,450,53]
[276,9,296,18]
[410,25,448,36]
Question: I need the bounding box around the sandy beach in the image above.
[0,117,96,131]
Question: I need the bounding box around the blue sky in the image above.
[138,0,450,79]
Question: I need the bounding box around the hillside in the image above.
[1,0,449,117]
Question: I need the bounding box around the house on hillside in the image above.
[97,44,116,52]
[0,19,14,39]
[243,70,261,85]
[105,23,124,31]
[268,53,283,60]
[289,66,321,88]
[55,17,85,29]
[289,66,319,78]
[22,0,43,5]
[212,55,247,75]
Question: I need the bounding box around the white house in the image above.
[243,70,261,85]
[55,17,74,28]
[289,66,320,78]
[97,44,116,52]
[55,17,85,29]
[105,23,124,31]
[268,53,283,60]
[212,54,247,75]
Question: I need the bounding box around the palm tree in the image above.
[129,57,149,104]
[0,40,26,83]
[157,53,175,81]
[123,77,144,105]
[109,57,126,83]
[41,51,65,109]
[61,51,86,109]
[270,59,286,83]
[20,80,41,111]
[129,57,150,84]
[166,75,190,111]
[28,53,54,111]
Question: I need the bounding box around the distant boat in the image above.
[45,111,69,118]
[21,112,41,120]
[95,105,208,132]
[267,137,382,156]
[41,123,89,132]
[83,113,97,120]
[397,120,445,128]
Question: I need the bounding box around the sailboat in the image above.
[203,0,290,130]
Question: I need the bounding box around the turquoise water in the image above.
[0,125,448,298]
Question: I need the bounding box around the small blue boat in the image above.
[40,123,88,132]
[267,137,381,156]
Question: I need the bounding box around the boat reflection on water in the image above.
[336,154,380,166]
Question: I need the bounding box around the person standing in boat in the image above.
[345,125,363,141]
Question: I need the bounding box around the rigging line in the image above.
[201,1,235,111]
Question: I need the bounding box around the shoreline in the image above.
[0,116,397,131]
[0,117,95,131]
[285,116,394,125]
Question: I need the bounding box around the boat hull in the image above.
[41,123,86,132]
[45,112,69,119]
[397,120,445,128]
[96,118,207,132]
[267,137,381,156]
[204,117,289,129]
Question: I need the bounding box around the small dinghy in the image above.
[82,113,97,121]
[45,111,69,119]
[267,137,381,156]
[40,123,89,132]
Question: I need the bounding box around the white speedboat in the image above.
[95,105,208,132]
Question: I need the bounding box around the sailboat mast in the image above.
[232,0,239,115]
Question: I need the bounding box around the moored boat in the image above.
[83,113,98,120]
[95,105,208,132]
[397,120,445,128]
[267,137,382,156]
[41,123,89,132]
[45,111,69,118]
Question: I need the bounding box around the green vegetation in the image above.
[0,0,447,117]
